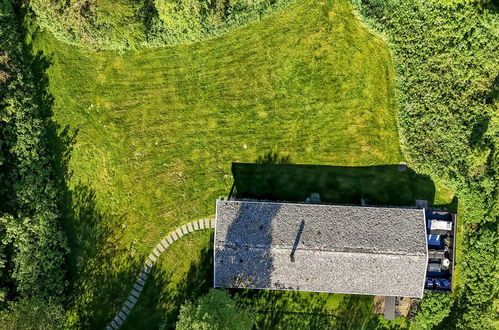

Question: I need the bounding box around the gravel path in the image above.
[106,218,215,330]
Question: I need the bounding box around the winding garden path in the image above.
[106,218,215,330]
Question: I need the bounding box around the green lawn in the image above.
[25,0,454,328]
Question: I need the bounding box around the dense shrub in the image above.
[409,292,453,330]
[0,297,66,329]
[0,1,68,301]
[27,0,295,50]
[437,0,491,5]
[173,289,255,330]
[454,222,497,329]
[353,0,498,328]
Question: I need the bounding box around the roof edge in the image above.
[213,282,424,299]
[216,198,423,212]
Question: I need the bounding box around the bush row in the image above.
[352,0,498,328]
[0,1,68,302]
[27,0,295,51]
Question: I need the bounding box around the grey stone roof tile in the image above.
[214,199,427,298]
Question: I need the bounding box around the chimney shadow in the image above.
[290,220,305,262]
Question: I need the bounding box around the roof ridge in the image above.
[217,242,426,257]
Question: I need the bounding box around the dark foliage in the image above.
[27,0,295,50]
[173,289,255,330]
[353,0,498,328]
[0,1,68,302]
[0,297,66,329]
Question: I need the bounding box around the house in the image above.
[213,199,430,298]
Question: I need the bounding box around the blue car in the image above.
[427,234,444,248]
[434,278,451,290]
[430,212,451,221]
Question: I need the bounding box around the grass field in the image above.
[25,0,454,328]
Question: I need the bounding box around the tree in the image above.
[409,292,453,330]
[0,297,66,330]
[174,289,255,330]
[0,1,68,301]
[353,0,498,327]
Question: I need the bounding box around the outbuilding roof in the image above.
[214,199,428,298]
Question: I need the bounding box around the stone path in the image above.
[106,218,215,330]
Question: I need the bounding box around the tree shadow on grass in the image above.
[122,232,214,330]
[17,19,144,328]
[17,13,162,328]
[235,289,337,329]
[236,289,401,329]
[236,282,405,330]
[64,184,146,328]
[334,295,403,330]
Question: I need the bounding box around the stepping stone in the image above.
[193,220,199,230]
[107,326,113,330]
[122,305,131,315]
[171,231,179,241]
[181,224,188,235]
[204,219,210,229]
[137,278,145,286]
[119,312,127,321]
[166,235,174,244]
[157,243,165,253]
[115,316,123,326]
[134,283,143,292]
[111,321,119,329]
[210,219,215,228]
[161,239,169,249]
[176,228,184,238]
[125,300,134,309]
[139,272,147,280]
[187,222,194,232]
[128,295,137,304]
[199,219,205,229]
[153,249,160,257]
[143,265,151,273]
[148,254,157,262]
[131,289,140,298]
[145,260,153,268]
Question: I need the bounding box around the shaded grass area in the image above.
[23,0,455,327]
[237,291,406,329]
[232,161,437,206]
[123,233,214,330]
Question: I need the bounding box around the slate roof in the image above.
[214,199,428,298]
